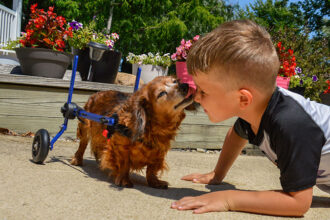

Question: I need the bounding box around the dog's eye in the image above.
[157,91,167,99]
[173,79,178,84]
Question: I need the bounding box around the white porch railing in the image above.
[0,2,21,47]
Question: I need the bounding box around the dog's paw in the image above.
[70,157,83,166]
[148,180,168,189]
[115,176,134,188]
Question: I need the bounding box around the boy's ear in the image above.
[238,89,253,109]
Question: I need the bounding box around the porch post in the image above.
[12,0,22,39]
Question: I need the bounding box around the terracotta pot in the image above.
[276,76,290,89]
[132,64,168,83]
[15,47,72,78]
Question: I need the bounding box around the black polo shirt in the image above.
[234,87,330,192]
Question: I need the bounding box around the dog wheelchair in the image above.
[31,53,142,164]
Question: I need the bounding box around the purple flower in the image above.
[312,75,318,82]
[300,79,303,85]
[295,67,302,74]
[69,20,82,31]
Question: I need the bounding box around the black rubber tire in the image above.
[32,129,50,164]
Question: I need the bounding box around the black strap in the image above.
[106,113,132,139]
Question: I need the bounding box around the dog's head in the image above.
[139,76,194,112]
[120,76,194,142]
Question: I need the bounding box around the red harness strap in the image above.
[102,129,111,144]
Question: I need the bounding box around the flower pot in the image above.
[289,86,305,96]
[72,47,91,81]
[276,76,290,89]
[15,47,72,79]
[90,50,122,84]
[175,61,196,95]
[320,93,330,106]
[132,64,168,83]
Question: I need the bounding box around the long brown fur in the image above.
[71,76,193,188]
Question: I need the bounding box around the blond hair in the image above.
[187,20,279,93]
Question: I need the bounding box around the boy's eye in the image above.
[157,91,167,99]
[197,87,206,97]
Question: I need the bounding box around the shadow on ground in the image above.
[311,196,330,208]
[47,156,237,200]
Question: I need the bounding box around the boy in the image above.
[171,20,330,216]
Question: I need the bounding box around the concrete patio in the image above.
[0,134,329,220]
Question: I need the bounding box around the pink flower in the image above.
[171,35,200,61]
[180,39,185,46]
[185,40,192,50]
[106,39,114,48]
[182,50,187,59]
[176,46,183,54]
[193,35,200,41]
[111,33,119,40]
[171,53,177,61]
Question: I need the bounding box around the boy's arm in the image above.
[182,126,247,184]
[172,186,313,216]
[213,126,248,182]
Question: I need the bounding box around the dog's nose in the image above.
[179,82,189,96]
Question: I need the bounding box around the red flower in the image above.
[30,3,37,13]
[55,39,65,48]
[43,38,54,45]
[19,4,72,52]
[276,42,296,78]
[19,39,26,46]
[324,80,330,94]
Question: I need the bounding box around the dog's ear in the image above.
[132,96,148,142]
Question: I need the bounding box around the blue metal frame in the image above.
[49,55,141,150]
[134,67,141,92]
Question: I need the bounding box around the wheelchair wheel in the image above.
[32,129,50,164]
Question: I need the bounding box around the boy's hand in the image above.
[171,191,230,214]
[181,171,222,184]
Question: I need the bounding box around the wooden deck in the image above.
[0,69,256,151]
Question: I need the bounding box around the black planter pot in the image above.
[15,47,72,78]
[121,60,132,74]
[289,86,305,96]
[320,93,330,106]
[72,47,91,81]
[90,50,122,84]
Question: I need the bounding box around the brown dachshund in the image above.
[71,76,193,188]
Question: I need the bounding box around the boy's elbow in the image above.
[293,203,310,217]
[297,198,312,216]
[289,188,313,216]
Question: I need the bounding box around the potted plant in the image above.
[68,20,93,80]
[289,67,318,96]
[126,52,171,83]
[87,31,120,84]
[171,35,200,92]
[15,4,73,78]
[276,41,296,89]
[289,67,328,102]
[68,19,120,84]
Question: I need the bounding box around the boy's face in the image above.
[192,70,240,123]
